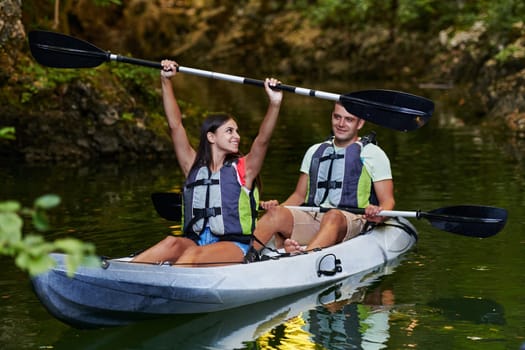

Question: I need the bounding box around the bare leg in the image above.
[177,241,245,267]
[305,209,347,250]
[252,206,294,250]
[131,236,196,264]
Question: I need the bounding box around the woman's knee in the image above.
[160,236,193,255]
[161,235,180,248]
[178,245,201,263]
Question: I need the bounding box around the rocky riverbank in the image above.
[1,0,524,162]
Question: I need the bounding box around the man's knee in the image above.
[258,206,287,229]
[321,209,346,225]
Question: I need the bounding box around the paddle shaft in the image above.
[148,192,506,237]
[46,44,341,100]
[36,42,426,116]
[286,205,415,217]
[285,206,503,224]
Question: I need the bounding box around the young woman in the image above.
[132,60,283,266]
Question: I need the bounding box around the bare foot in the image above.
[284,238,304,254]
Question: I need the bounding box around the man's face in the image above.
[331,104,365,146]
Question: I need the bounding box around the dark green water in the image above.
[1,77,525,349]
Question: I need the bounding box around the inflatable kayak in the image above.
[51,258,405,347]
[31,217,417,328]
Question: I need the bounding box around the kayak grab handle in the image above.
[317,254,342,277]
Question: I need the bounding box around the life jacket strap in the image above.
[185,178,220,188]
[192,207,222,219]
[317,180,342,190]
[319,153,344,162]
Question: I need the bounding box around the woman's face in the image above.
[207,119,240,154]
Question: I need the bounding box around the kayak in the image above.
[32,217,417,328]
[31,217,417,328]
[52,259,405,348]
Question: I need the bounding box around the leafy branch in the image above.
[0,194,100,277]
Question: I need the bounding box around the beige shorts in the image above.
[289,209,366,245]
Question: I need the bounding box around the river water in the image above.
[1,77,525,349]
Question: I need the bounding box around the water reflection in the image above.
[310,282,396,349]
[428,297,506,325]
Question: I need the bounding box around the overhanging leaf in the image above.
[0,212,23,243]
[34,194,61,210]
[0,201,21,212]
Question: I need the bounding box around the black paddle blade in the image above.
[28,30,108,68]
[341,90,434,131]
[423,205,508,238]
[151,192,182,221]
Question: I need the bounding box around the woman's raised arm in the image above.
[244,78,283,188]
[160,60,196,177]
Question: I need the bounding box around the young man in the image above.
[253,101,394,253]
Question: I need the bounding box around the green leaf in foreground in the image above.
[1,196,98,277]
[56,238,99,277]
[0,201,21,212]
[0,127,15,140]
[0,212,23,244]
[34,194,61,210]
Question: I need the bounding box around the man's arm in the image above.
[259,173,309,209]
[365,179,395,223]
[281,173,309,206]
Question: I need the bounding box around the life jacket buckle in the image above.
[205,207,221,217]
[327,181,340,189]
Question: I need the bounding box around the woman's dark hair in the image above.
[191,112,263,194]
[191,113,241,171]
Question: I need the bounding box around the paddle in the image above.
[151,192,182,222]
[150,192,507,238]
[285,205,507,238]
[28,30,434,132]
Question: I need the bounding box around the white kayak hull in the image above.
[31,217,417,327]
[52,259,405,348]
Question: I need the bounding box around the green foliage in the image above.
[0,194,100,277]
[121,112,134,121]
[0,127,15,140]
[108,63,159,106]
[495,44,525,63]
[295,0,454,32]
[19,63,93,103]
[293,0,525,33]
[109,62,156,85]
[93,0,122,6]
[396,0,437,28]
[484,1,525,33]
[300,0,377,27]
